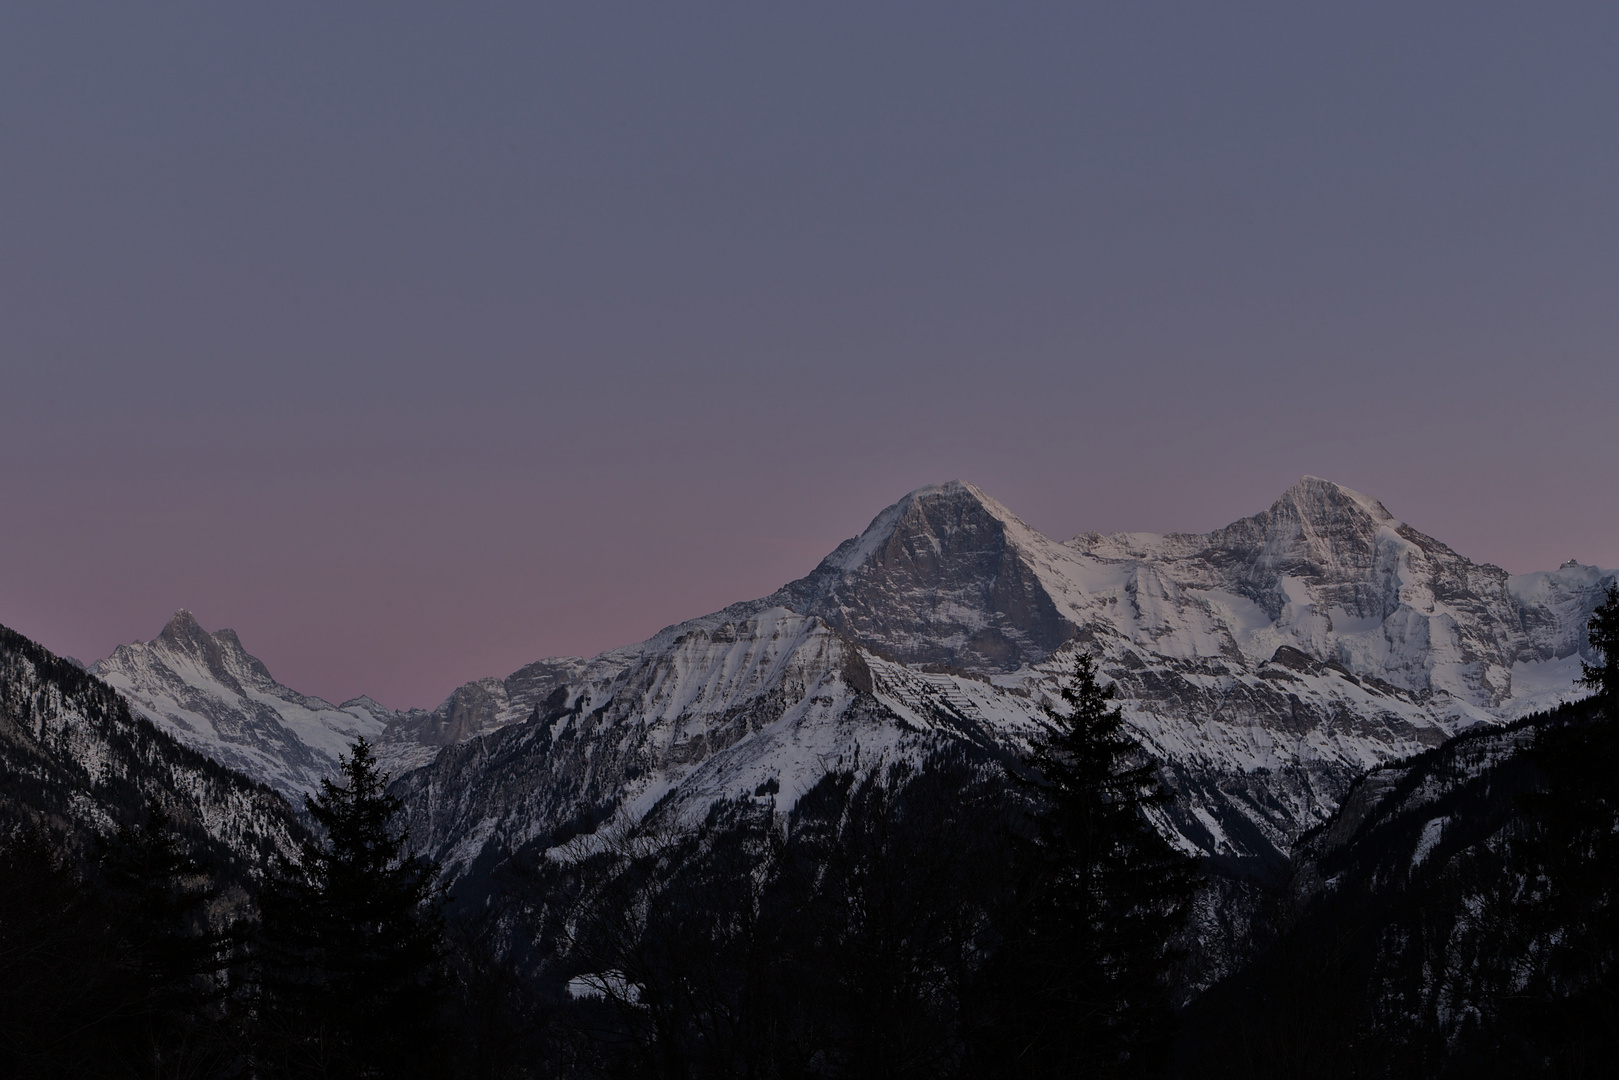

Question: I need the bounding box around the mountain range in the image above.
[86,477,1614,881]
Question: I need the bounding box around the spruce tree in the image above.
[1579,583,1619,708]
[0,830,126,1078]
[255,738,447,1078]
[97,800,232,1073]
[994,652,1197,1078]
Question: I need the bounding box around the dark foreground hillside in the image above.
[1179,694,1619,1078]
[1,623,307,1075]
[6,610,1619,1078]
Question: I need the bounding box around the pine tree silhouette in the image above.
[1579,584,1619,709]
[255,738,447,1078]
[97,799,233,1074]
[994,652,1198,1078]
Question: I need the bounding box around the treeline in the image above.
[0,654,1198,1078]
[525,654,1197,1079]
[0,741,460,1079]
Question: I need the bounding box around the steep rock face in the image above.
[93,611,398,799]
[772,481,1073,672]
[757,476,1605,714]
[1,622,301,871]
[1509,559,1616,663]
[1067,477,1610,712]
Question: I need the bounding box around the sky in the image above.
[2,2,1616,709]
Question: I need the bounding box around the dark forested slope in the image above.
[1180,694,1619,1078]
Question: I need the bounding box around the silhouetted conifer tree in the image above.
[1579,583,1619,708]
[989,652,1197,1078]
[1484,587,1619,1073]
[96,799,233,1076]
[0,830,120,1077]
[255,738,447,1078]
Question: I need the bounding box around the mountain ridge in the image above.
[88,478,1616,873]
[93,611,398,798]
[1,620,301,871]
[379,477,1614,885]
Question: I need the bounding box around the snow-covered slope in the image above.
[93,611,400,799]
[91,610,590,800]
[777,477,1603,714]
[395,478,1616,880]
[1,621,301,870]
[393,606,956,879]
[1064,477,1593,712]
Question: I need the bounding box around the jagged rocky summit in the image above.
[91,609,583,801]
[92,611,399,799]
[0,622,301,871]
[93,478,1616,878]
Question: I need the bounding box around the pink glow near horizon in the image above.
[2,4,1616,707]
[5,434,1614,710]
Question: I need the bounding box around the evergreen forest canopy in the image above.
[1,586,1617,1078]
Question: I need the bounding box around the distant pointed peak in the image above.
[156,610,247,646]
[152,609,246,656]
[166,608,201,630]
[142,609,276,685]
[769,479,1068,673]
[157,608,211,646]
[1278,476,1395,523]
[822,480,1034,574]
[897,479,1025,525]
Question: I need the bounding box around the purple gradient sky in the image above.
[3,2,1617,709]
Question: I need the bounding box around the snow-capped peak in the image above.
[814,480,1031,575]
[93,612,396,798]
[158,607,208,643]
[79,477,1619,888]
[399,475,1619,883]
[1278,476,1397,526]
[142,609,277,694]
[770,479,1073,673]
